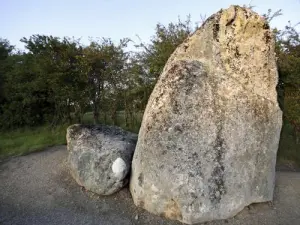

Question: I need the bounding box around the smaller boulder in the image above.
[66,124,137,195]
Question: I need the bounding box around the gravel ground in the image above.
[0,146,300,225]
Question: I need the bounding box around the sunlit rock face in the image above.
[130,5,282,224]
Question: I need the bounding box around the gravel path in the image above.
[0,146,300,225]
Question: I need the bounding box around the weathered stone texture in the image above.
[130,5,282,224]
[67,124,137,195]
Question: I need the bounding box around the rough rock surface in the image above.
[130,5,282,224]
[67,124,137,195]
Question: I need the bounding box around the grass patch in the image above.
[0,125,68,160]
[0,111,142,160]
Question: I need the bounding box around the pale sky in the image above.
[1,0,299,50]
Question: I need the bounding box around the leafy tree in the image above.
[81,38,130,124]
[274,23,300,129]
[136,16,194,79]
[20,35,89,125]
[0,39,14,110]
[1,52,52,127]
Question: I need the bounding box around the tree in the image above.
[274,22,300,129]
[82,38,130,124]
[0,39,14,110]
[0,52,53,127]
[136,16,194,81]
[20,35,89,125]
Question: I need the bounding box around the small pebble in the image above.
[135,214,139,220]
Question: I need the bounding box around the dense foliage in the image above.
[0,17,195,130]
[0,13,299,156]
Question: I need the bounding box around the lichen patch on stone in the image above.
[112,157,127,178]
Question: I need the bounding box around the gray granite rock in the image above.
[130,5,282,224]
[67,124,137,195]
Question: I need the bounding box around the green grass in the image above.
[0,125,68,160]
[0,111,143,160]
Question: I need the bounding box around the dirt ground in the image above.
[0,146,300,225]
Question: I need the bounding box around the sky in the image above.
[1,0,300,51]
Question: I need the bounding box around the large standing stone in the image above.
[67,124,137,195]
[130,5,282,224]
